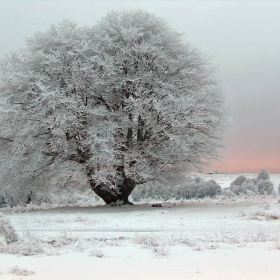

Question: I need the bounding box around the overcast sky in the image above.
[0,0,279,173]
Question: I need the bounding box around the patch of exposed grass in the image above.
[250,212,280,221]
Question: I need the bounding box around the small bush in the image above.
[257,180,275,195]
[230,175,247,187]
[230,179,258,195]
[229,169,275,196]
[257,169,270,180]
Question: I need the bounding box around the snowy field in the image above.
[1,173,280,280]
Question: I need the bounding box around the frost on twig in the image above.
[0,215,19,244]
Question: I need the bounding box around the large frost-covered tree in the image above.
[0,10,228,205]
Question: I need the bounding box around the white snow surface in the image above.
[0,173,280,280]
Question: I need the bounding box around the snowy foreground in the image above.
[1,174,280,280]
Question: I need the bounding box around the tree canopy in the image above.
[0,10,229,205]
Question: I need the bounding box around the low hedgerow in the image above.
[131,177,222,202]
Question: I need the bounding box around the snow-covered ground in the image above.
[0,174,280,280]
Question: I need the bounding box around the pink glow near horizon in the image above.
[205,116,280,174]
[206,155,280,174]
[205,144,280,174]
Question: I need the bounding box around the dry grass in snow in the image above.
[9,265,35,276]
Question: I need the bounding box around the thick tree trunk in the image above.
[90,177,136,206]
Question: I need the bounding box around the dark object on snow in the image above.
[152,203,162,207]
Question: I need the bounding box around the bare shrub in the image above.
[74,214,88,223]
[153,245,169,256]
[134,234,159,247]
[0,238,45,256]
[264,202,270,210]
[48,231,77,248]
[89,249,104,258]
[0,215,19,244]
[177,237,206,251]
[273,242,280,250]
[9,265,35,276]
[134,234,168,256]
[251,229,269,242]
